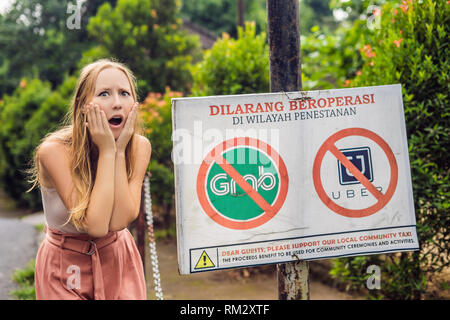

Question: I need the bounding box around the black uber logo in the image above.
[337,147,373,185]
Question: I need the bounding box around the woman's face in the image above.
[90,67,134,140]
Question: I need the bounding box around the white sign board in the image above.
[172,84,418,274]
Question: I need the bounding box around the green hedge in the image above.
[191,22,269,96]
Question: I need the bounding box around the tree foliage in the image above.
[191,22,269,96]
[181,0,267,37]
[0,77,75,208]
[0,0,114,96]
[87,0,201,96]
[301,20,366,89]
[331,0,449,299]
[180,0,345,37]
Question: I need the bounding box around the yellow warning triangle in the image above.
[194,251,215,269]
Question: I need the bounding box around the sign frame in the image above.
[172,84,419,275]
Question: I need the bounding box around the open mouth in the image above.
[108,116,123,126]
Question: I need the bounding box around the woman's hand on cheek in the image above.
[85,103,116,154]
[115,102,139,153]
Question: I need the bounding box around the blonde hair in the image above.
[28,58,141,231]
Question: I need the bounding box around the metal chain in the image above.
[144,173,164,300]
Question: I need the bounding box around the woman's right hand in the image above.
[85,103,116,154]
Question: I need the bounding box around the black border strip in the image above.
[190,247,419,274]
[188,225,418,273]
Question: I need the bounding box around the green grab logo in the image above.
[206,147,280,221]
[197,137,289,230]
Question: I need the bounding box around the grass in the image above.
[34,223,45,233]
[10,259,36,300]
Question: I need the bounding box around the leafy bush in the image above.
[139,88,182,226]
[301,21,367,90]
[331,0,449,299]
[300,0,392,90]
[191,22,269,96]
[0,77,74,209]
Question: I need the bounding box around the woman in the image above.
[28,59,151,300]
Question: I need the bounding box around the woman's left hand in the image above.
[116,102,139,153]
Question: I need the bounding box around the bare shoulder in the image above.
[38,140,70,163]
[136,134,151,148]
[133,134,152,158]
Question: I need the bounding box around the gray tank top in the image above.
[40,186,82,234]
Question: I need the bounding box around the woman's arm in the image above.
[38,141,116,238]
[109,135,151,231]
[84,149,116,237]
[82,104,117,237]
[40,104,117,238]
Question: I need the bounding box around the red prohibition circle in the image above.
[196,137,289,230]
[312,128,398,218]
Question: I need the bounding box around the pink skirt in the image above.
[35,227,147,300]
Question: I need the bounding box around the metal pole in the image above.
[237,0,245,28]
[137,185,146,274]
[266,0,310,300]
